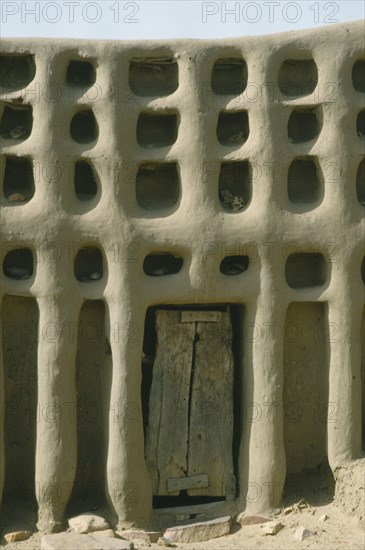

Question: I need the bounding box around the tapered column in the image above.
[35,297,79,532]
[106,296,152,529]
[240,262,286,514]
[327,278,363,468]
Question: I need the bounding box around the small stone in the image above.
[90,272,101,280]
[42,533,100,549]
[294,526,313,541]
[283,506,293,515]
[297,499,309,510]
[164,516,231,543]
[117,529,161,543]
[237,513,270,525]
[68,513,110,534]
[8,193,26,202]
[90,535,134,549]
[4,531,32,542]
[261,521,284,535]
[42,533,133,549]
[319,514,329,522]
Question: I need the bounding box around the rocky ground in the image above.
[1,461,364,550]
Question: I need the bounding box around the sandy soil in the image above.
[1,465,364,550]
[2,503,364,550]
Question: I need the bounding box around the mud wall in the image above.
[0,20,364,531]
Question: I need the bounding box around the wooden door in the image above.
[145,308,235,499]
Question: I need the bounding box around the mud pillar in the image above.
[241,261,286,513]
[105,294,152,528]
[327,276,363,469]
[35,296,80,532]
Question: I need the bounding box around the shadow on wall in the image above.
[66,300,110,517]
[362,305,365,452]
[1,296,38,528]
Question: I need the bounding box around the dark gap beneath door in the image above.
[230,305,244,494]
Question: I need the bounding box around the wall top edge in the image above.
[0,19,364,52]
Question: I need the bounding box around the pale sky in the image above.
[0,0,364,40]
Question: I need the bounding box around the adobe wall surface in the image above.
[0,20,364,533]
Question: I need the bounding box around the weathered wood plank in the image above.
[167,474,209,493]
[145,310,195,495]
[181,311,221,323]
[187,309,234,497]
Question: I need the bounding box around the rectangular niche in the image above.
[0,53,36,92]
[287,109,320,144]
[219,161,251,212]
[141,304,244,510]
[283,302,329,475]
[1,296,38,520]
[287,157,322,205]
[0,104,33,141]
[2,155,35,203]
[136,162,180,211]
[66,59,96,87]
[278,59,318,98]
[137,112,178,148]
[211,58,247,96]
[66,300,110,516]
[129,57,178,97]
[285,253,327,288]
[216,110,249,146]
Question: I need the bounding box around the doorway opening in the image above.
[141,304,243,509]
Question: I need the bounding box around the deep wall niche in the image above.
[1,296,39,525]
